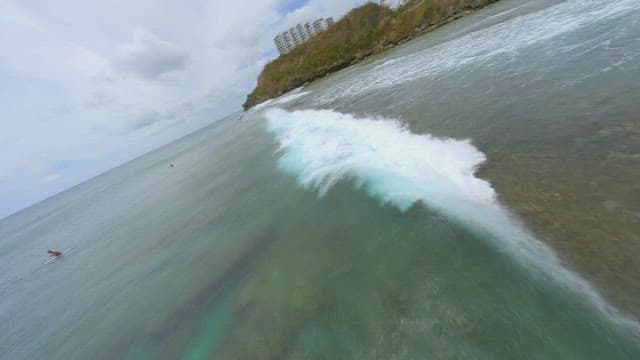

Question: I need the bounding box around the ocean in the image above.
[2,0,640,358]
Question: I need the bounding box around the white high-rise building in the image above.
[380,0,409,9]
[274,17,335,55]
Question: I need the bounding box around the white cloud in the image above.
[0,1,44,31]
[38,173,62,184]
[283,5,323,28]
[115,28,189,80]
[131,110,162,130]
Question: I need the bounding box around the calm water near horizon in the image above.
[2,0,640,358]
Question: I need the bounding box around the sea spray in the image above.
[265,107,640,337]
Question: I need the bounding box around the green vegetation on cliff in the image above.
[244,0,500,109]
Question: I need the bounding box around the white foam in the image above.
[251,88,311,112]
[265,107,640,336]
[271,90,310,105]
[252,99,274,111]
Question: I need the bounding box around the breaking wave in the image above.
[265,107,640,335]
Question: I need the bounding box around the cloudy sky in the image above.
[0,0,369,219]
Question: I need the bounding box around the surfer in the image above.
[47,250,62,257]
[169,163,174,168]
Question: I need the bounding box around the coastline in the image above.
[244,0,500,110]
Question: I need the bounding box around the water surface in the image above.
[2,0,640,358]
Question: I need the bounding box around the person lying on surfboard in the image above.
[47,250,62,257]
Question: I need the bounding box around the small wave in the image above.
[265,107,640,335]
[271,91,310,105]
[252,88,311,112]
[252,99,274,111]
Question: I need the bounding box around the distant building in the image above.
[379,0,408,8]
[274,17,335,55]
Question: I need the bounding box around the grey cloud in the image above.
[132,110,161,130]
[115,29,189,80]
[214,25,262,49]
[51,104,74,116]
[91,72,117,84]
[83,92,115,108]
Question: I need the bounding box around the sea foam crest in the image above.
[266,108,494,212]
[265,107,640,335]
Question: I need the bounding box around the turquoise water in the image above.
[2,0,640,358]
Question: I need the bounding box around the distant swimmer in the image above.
[47,250,62,257]
[169,163,175,168]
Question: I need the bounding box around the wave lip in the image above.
[265,107,640,336]
[266,108,494,213]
